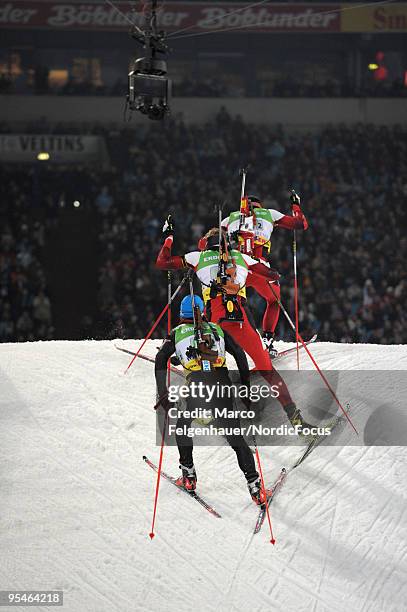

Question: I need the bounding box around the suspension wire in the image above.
[104,0,145,34]
[168,0,400,42]
[105,0,168,40]
[167,0,273,39]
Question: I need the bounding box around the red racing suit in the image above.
[223,204,308,334]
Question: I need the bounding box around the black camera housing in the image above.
[128,55,171,120]
[126,1,171,121]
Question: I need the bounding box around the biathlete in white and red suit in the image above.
[155,221,313,432]
[220,193,309,356]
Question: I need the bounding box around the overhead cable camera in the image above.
[127,0,171,120]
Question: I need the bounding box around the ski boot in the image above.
[247,476,272,506]
[284,402,315,436]
[263,331,278,358]
[175,463,197,491]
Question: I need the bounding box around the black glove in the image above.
[289,189,301,206]
[268,268,281,282]
[162,214,174,237]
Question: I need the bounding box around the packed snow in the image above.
[1,339,407,612]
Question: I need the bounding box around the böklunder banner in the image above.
[0,2,341,32]
[1,2,405,33]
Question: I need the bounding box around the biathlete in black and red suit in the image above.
[156,222,314,432]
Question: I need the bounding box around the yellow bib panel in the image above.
[202,285,246,304]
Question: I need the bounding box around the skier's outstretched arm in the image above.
[156,236,186,271]
[274,211,307,230]
[155,332,176,403]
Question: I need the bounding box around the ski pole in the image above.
[240,166,247,200]
[149,409,169,540]
[238,166,248,232]
[189,276,199,340]
[267,281,358,435]
[167,271,172,335]
[167,270,172,382]
[290,190,300,371]
[125,272,189,373]
[150,267,176,539]
[252,435,276,545]
[148,269,173,539]
[293,230,300,371]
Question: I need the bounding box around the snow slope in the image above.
[1,339,407,612]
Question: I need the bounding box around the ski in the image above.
[291,412,346,469]
[254,411,347,534]
[115,345,183,377]
[143,455,222,518]
[254,468,287,534]
[273,334,317,361]
[116,336,316,372]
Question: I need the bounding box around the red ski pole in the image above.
[293,231,300,371]
[290,190,301,371]
[149,410,168,540]
[149,270,173,539]
[267,281,358,435]
[252,436,276,544]
[167,270,172,336]
[166,269,172,387]
[125,272,188,373]
[125,301,169,374]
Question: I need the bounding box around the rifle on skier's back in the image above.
[207,204,243,322]
[187,284,219,367]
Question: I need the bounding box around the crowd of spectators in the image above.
[1,112,406,344]
[259,77,407,98]
[90,114,407,344]
[175,76,407,99]
[0,168,54,342]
